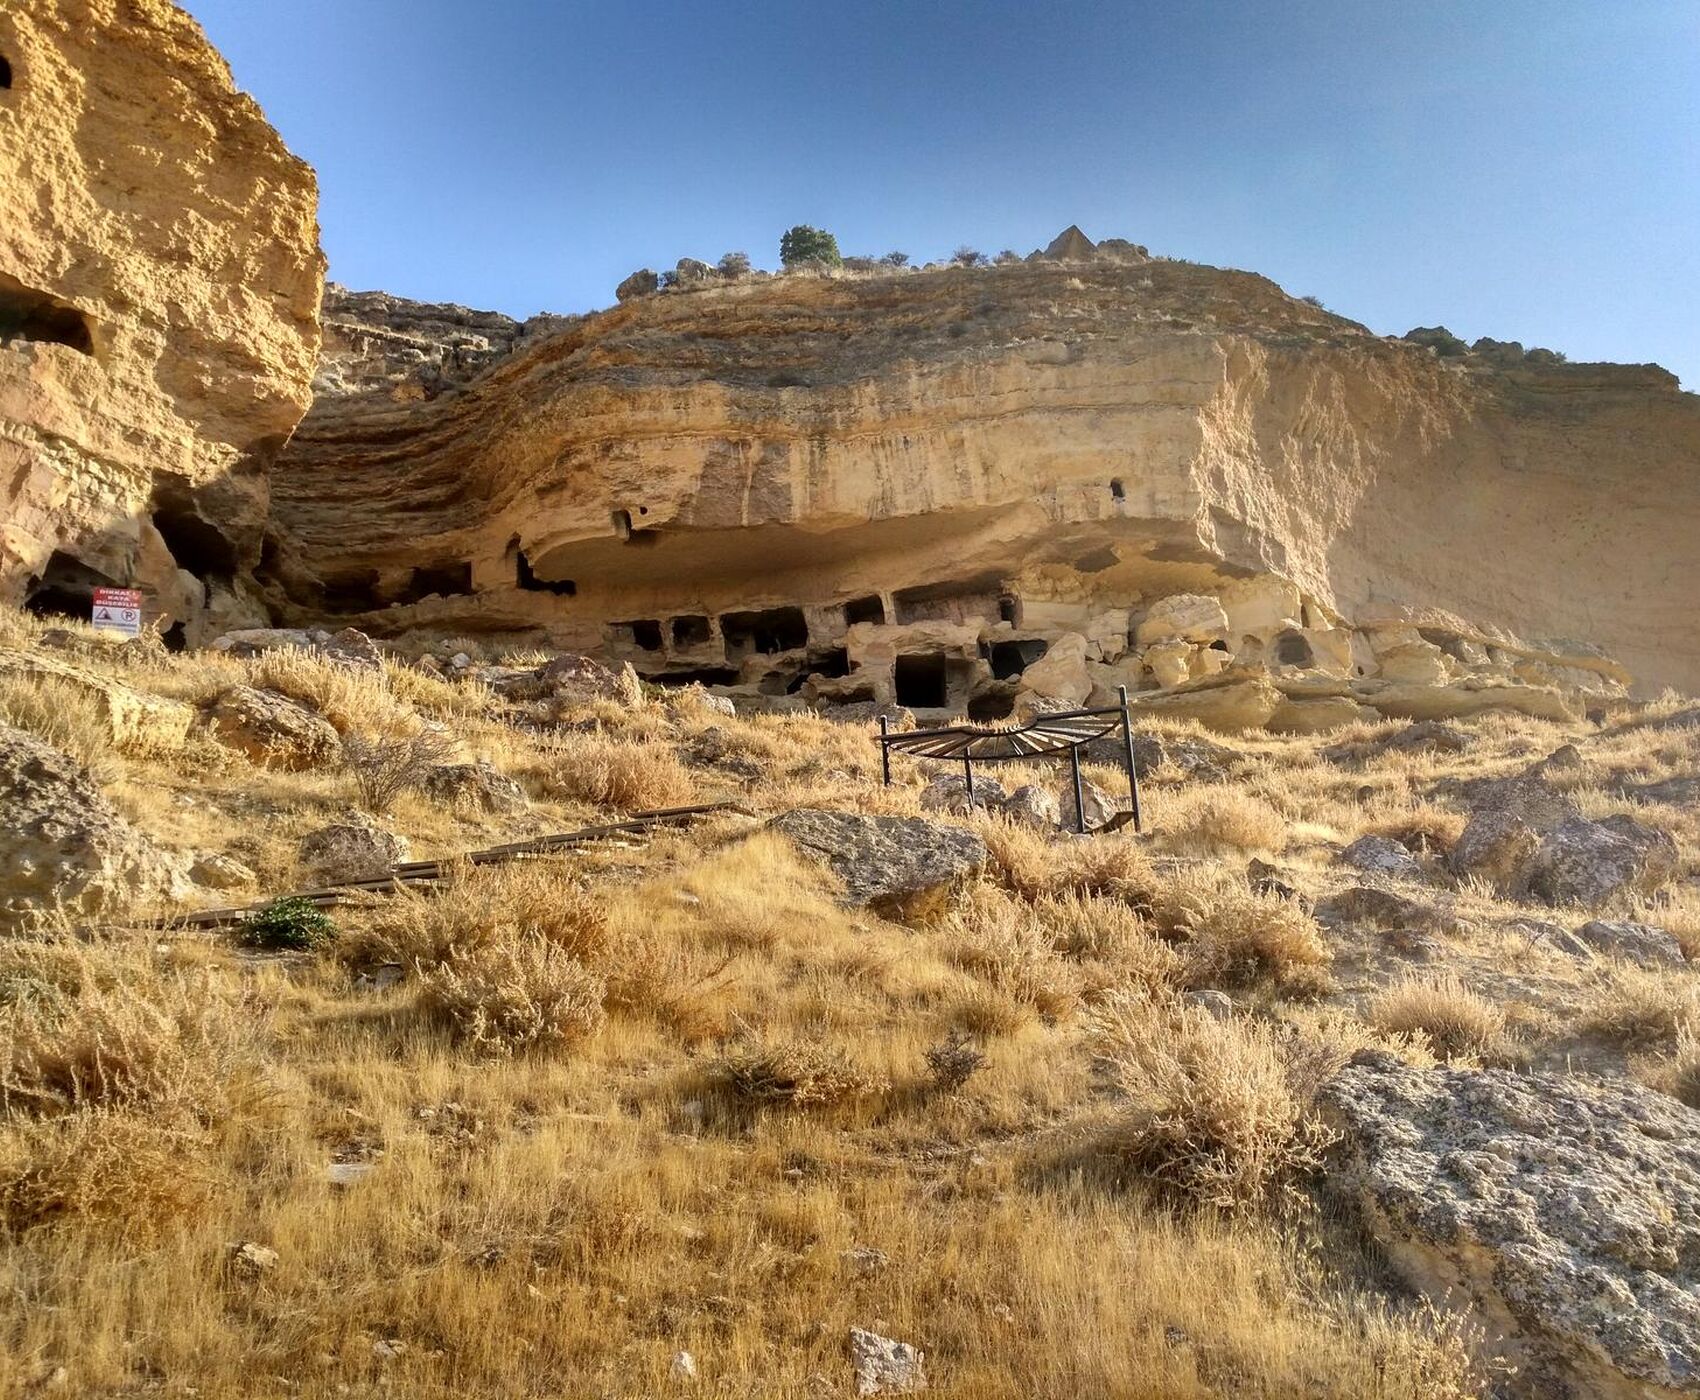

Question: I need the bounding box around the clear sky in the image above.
[184,0,1699,387]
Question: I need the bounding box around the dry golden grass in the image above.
[417,934,608,1055]
[1582,966,1700,1050]
[542,730,697,811]
[1370,973,1510,1063]
[1157,788,1288,857]
[1086,989,1344,1213]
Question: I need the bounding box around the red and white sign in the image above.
[91,586,143,639]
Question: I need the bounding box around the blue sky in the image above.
[185,0,1700,386]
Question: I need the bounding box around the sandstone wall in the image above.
[0,0,322,641]
[265,252,1700,706]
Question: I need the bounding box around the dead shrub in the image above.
[716,1037,888,1109]
[417,934,607,1056]
[544,732,695,811]
[0,1111,220,1236]
[939,886,1081,1023]
[1086,990,1342,1212]
[341,726,459,812]
[1035,892,1183,998]
[925,1033,986,1092]
[1369,974,1508,1062]
[1362,807,1467,858]
[1166,881,1333,995]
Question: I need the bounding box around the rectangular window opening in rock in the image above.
[894,652,950,708]
[893,576,1004,625]
[720,606,808,655]
[671,615,713,647]
[613,620,664,651]
[844,594,886,626]
[408,561,474,599]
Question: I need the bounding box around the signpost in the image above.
[90,586,143,640]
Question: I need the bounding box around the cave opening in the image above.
[893,576,1002,625]
[721,606,808,655]
[894,653,949,708]
[409,561,474,599]
[613,619,664,652]
[671,615,713,647]
[0,54,12,89]
[0,273,95,356]
[968,687,1017,721]
[652,666,740,688]
[1110,478,1126,500]
[843,594,885,627]
[321,568,382,614]
[162,621,188,653]
[1274,631,1315,667]
[990,638,1049,680]
[515,550,576,595]
[611,509,632,540]
[150,495,238,584]
[23,550,121,620]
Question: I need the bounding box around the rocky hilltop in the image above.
[264,242,1700,728]
[0,0,323,644]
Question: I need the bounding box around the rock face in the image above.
[260,241,1697,720]
[770,809,986,920]
[0,0,323,644]
[0,723,185,924]
[1322,1057,1700,1399]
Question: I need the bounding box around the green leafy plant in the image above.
[779,225,841,268]
[242,897,337,952]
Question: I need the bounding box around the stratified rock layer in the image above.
[0,0,322,641]
[263,254,1698,716]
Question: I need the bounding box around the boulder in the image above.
[212,627,383,672]
[1017,632,1092,705]
[1001,784,1061,829]
[1321,1057,1700,1398]
[1135,594,1229,647]
[1338,835,1423,881]
[770,809,986,921]
[1523,816,1678,909]
[496,654,641,707]
[1142,639,1193,689]
[202,685,341,771]
[190,851,256,891]
[1127,672,1283,733]
[1573,919,1686,969]
[919,772,1007,815]
[1218,575,1303,638]
[1322,720,1472,766]
[0,724,187,925]
[1451,776,1577,890]
[298,820,410,886]
[420,761,528,814]
[1618,775,1700,808]
[1361,679,1581,725]
[847,1327,927,1396]
[615,268,658,301]
[1269,695,1376,734]
[0,648,193,754]
[673,257,713,286]
[1058,777,1118,832]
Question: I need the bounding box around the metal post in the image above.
[964,756,974,802]
[1069,743,1086,834]
[1117,685,1144,834]
[879,715,891,786]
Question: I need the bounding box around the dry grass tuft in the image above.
[543,731,696,811]
[1167,878,1334,995]
[1159,789,1288,857]
[1583,968,1700,1051]
[417,934,608,1055]
[1087,990,1343,1212]
[716,1036,889,1109]
[1369,973,1509,1062]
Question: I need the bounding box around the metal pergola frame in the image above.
[878,685,1143,834]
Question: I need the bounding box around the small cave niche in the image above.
[611,509,633,540]
[1110,478,1126,500]
[968,687,1018,721]
[515,549,576,595]
[409,561,474,599]
[843,594,885,627]
[652,667,740,688]
[808,647,851,679]
[320,568,382,614]
[150,493,237,584]
[894,653,950,709]
[990,638,1049,680]
[0,273,95,356]
[1208,639,1230,652]
[23,550,121,620]
[0,54,12,89]
[721,606,808,655]
[893,576,1003,626]
[161,621,188,653]
[671,614,713,647]
[613,619,664,652]
[1274,630,1315,667]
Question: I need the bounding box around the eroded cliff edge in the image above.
[263,256,1699,717]
[0,0,323,643]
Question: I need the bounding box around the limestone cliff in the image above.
[265,249,1699,715]
[0,0,322,642]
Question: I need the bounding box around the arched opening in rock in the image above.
[0,273,95,356]
[150,497,237,584]
[721,606,807,655]
[613,619,663,652]
[1208,639,1230,652]
[671,615,712,647]
[894,653,949,708]
[515,550,575,595]
[611,509,632,540]
[1274,630,1315,667]
[23,550,121,620]
[0,55,12,89]
[162,621,188,653]
[990,638,1048,680]
[843,594,885,627]
[1110,478,1126,500]
[409,561,473,599]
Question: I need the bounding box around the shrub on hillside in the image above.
[417,934,607,1056]
[879,250,909,267]
[951,245,988,267]
[1370,974,1508,1062]
[717,250,751,279]
[716,1036,887,1108]
[779,224,841,268]
[341,726,458,812]
[242,896,337,952]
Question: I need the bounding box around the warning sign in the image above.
[91,586,143,639]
